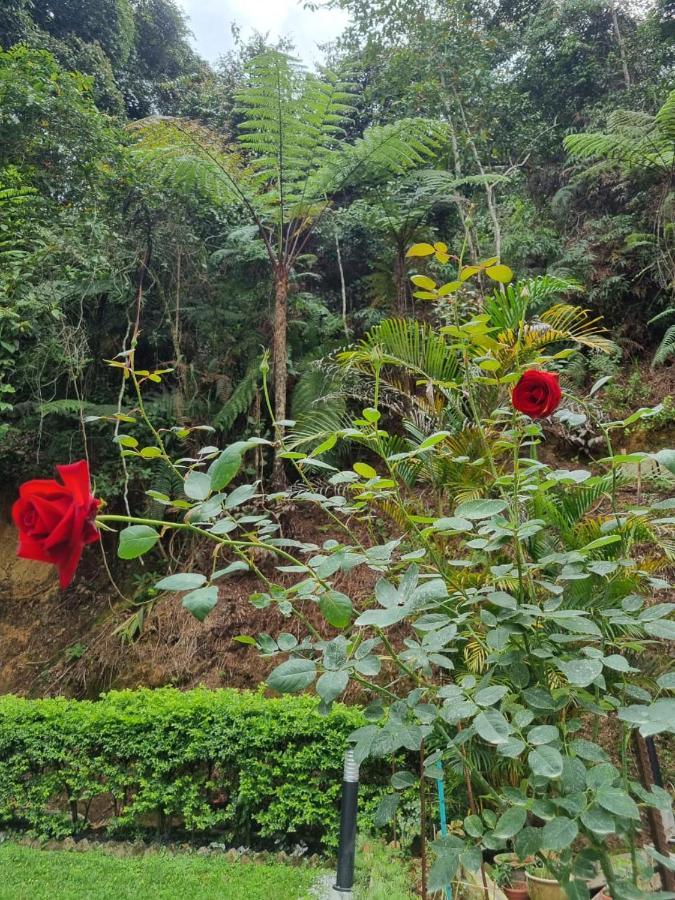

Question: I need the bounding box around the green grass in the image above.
[353,839,416,900]
[0,843,322,900]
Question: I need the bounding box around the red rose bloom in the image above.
[512,369,562,418]
[12,460,100,588]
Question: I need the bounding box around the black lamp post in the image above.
[334,749,360,897]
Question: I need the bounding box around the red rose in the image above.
[12,460,100,588]
[512,369,562,418]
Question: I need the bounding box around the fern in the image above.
[211,358,261,432]
[564,90,675,174]
[649,308,675,367]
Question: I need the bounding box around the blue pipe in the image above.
[436,761,452,900]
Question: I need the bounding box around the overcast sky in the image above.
[178,1,350,67]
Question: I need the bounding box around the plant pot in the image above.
[526,871,565,900]
[592,890,611,900]
[504,884,529,900]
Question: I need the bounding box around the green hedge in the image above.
[0,688,388,850]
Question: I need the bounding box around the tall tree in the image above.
[134,51,445,479]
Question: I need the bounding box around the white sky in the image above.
[178,0,351,67]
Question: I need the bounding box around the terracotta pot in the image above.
[526,871,565,900]
[504,884,529,900]
[592,890,611,900]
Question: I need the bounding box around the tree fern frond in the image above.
[564,90,675,174]
[652,323,675,367]
[130,117,249,210]
[211,358,261,432]
[308,119,447,199]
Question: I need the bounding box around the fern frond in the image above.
[564,90,675,174]
[651,323,675,367]
[211,358,260,432]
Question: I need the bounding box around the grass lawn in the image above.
[0,843,322,900]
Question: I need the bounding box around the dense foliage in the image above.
[1,1,673,490]
[2,3,675,896]
[0,687,391,849]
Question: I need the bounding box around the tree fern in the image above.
[564,90,675,174]
[129,52,446,472]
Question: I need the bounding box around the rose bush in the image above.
[12,459,100,588]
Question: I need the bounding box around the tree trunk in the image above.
[611,3,632,89]
[394,248,408,316]
[272,264,289,486]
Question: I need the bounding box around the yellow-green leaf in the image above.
[434,241,448,253]
[485,264,514,284]
[354,462,377,479]
[413,290,438,300]
[438,281,461,296]
[411,275,437,290]
[459,265,481,281]
[479,359,501,372]
[406,243,435,257]
[435,251,450,264]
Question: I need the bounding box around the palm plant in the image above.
[132,50,446,480]
[564,90,675,364]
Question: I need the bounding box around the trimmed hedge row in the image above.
[0,688,389,849]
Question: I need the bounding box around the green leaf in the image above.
[528,725,559,745]
[225,483,258,509]
[212,561,249,578]
[391,770,417,790]
[644,619,675,640]
[316,670,348,704]
[155,573,207,591]
[209,446,242,491]
[463,815,484,838]
[319,591,353,629]
[580,535,621,552]
[558,658,603,687]
[428,844,462,892]
[118,525,160,560]
[182,586,219,621]
[581,806,616,836]
[184,470,212,501]
[528,746,563,779]
[541,816,578,851]
[475,685,509,707]
[570,739,608,762]
[654,448,675,475]
[474,709,511,745]
[596,788,640,820]
[419,431,450,450]
[494,806,527,839]
[455,499,508,520]
[267,658,317,694]
[514,826,542,859]
[374,793,400,826]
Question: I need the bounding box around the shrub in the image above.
[0,687,391,849]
